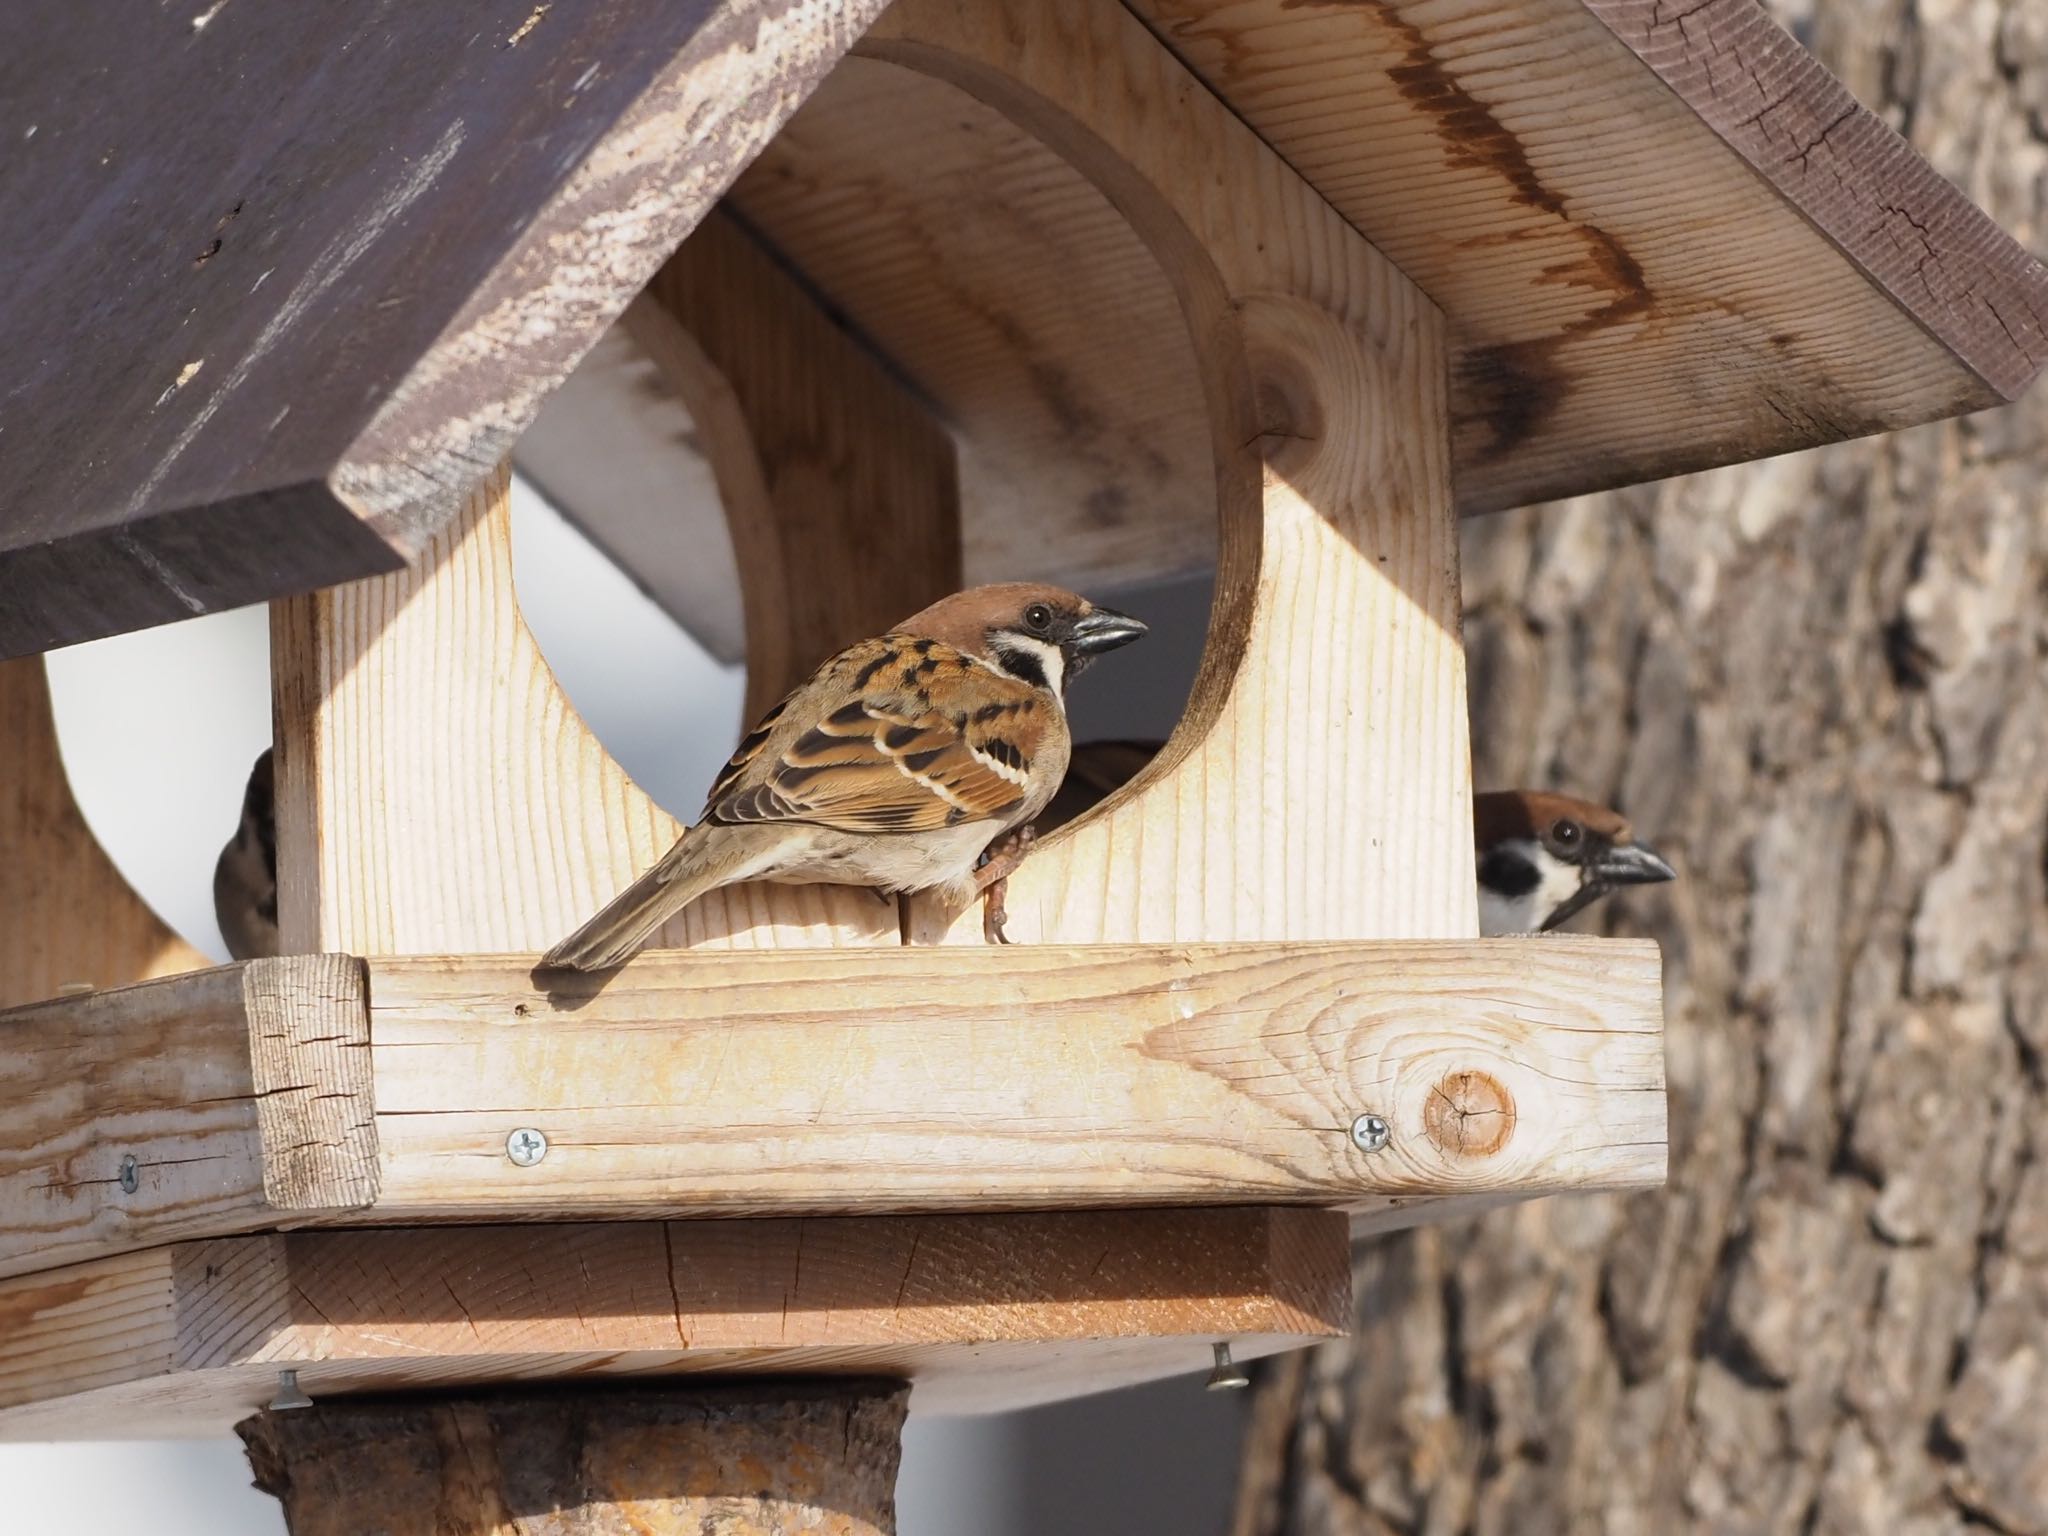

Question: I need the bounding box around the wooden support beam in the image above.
[238,1384,908,1536]
[0,957,373,1280]
[0,657,207,1007]
[0,1209,1349,1436]
[866,0,1477,947]
[0,939,1663,1279]
[630,209,962,719]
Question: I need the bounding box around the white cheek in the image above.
[1535,858,1582,920]
[1479,888,1537,937]
[1008,635,1065,700]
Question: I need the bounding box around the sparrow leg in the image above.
[973,825,1037,944]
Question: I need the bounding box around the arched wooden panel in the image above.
[870,0,1478,945]
[0,658,208,1007]
[270,465,900,955]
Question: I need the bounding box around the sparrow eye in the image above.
[1551,819,1582,847]
[1023,603,1054,633]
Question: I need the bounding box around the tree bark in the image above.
[238,1382,907,1536]
[1233,1,2048,1530]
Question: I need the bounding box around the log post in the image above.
[237,1383,908,1536]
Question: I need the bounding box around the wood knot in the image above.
[1423,1071,1516,1158]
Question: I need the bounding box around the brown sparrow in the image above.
[213,747,279,961]
[540,584,1147,971]
[1042,741,1674,935]
[1472,789,1675,935]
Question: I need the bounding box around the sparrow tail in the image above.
[539,830,753,972]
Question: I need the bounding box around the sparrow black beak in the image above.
[1067,607,1148,657]
[1591,840,1677,888]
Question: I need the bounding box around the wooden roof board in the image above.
[1127,0,2048,511]
[0,0,887,658]
[1,0,2043,653]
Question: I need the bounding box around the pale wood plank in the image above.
[271,464,900,957]
[0,1210,1349,1435]
[0,656,207,1008]
[0,940,1664,1281]
[635,208,962,718]
[366,940,1664,1219]
[0,958,375,1281]
[867,0,1475,947]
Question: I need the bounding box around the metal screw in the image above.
[118,1155,138,1194]
[268,1369,314,1411]
[1206,1342,1250,1392]
[506,1127,548,1166]
[1349,1112,1391,1154]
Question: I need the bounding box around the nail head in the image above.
[1206,1341,1250,1391]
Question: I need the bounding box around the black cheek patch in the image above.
[1478,848,1540,898]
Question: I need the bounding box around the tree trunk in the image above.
[1233,1,2048,1530]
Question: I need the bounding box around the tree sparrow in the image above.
[1472,789,1675,936]
[1042,742,1675,935]
[213,747,278,961]
[539,584,1147,971]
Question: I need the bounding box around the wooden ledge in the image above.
[0,1208,1348,1435]
[0,938,1666,1281]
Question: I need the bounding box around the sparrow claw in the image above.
[982,877,1012,944]
[972,823,1037,892]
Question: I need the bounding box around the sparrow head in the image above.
[899,583,1147,699]
[1474,790,1675,936]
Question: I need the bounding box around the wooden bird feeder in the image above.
[3,0,2043,1528]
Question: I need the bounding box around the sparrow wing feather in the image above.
[704,637,1043,834]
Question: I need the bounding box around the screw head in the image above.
[506,1127,548,1166]
[118,1155,138,1194]
[1349,1112,1391,1154]
[1206,1342,1250,1392]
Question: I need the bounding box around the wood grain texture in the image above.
[729,56,1217,596]
[0,0,891,657]
[244,955,378,1211]
[0,657,207,1008]
[271,463,899,955]
[365,941,1664,1219]
[0,1209,1349,1435]
[0,958,375,1281]
[635,208,962,718]
[1127,0,2048,513]
[238,1384,908,1536]
[866,0,1476,946]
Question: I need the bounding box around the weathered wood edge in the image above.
[327,0,898,552]
[0,956,377,1282]
[1583,0,2048,401]
[243,955,378,1210]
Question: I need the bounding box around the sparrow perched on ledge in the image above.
[540,584,1147,972]
[213,747,278,961]
[1472,789,1674,935]
[1041,741,1675,935]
